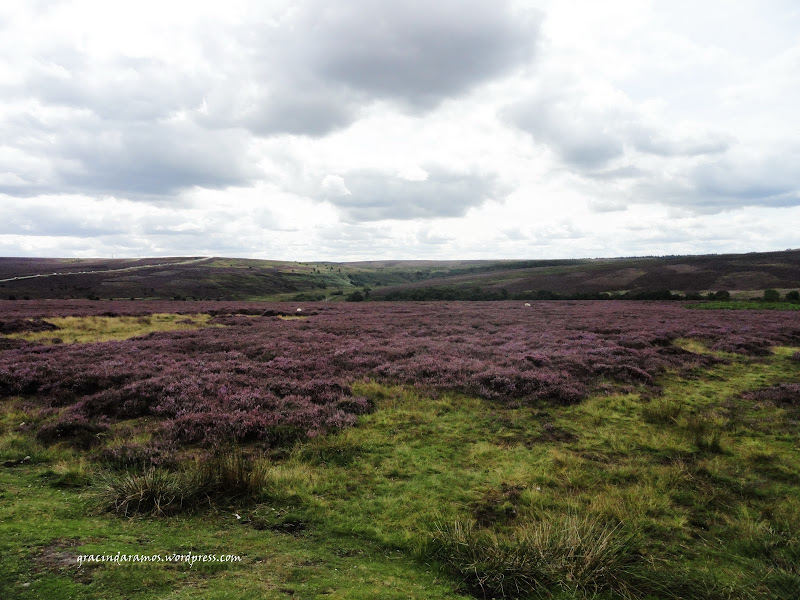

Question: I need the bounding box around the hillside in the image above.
[371,250,800,301]
[1,250,800,302]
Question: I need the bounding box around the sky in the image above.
[1,0,799,261]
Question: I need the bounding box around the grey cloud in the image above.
[60,122,257,196]
[201,0,539,137]
[16,48,205,123]
[0,203,123,237]
[507,94,627,169]
[630,127,732,157]
[0,111,257,198]
[507,87,732,171]
[301,0,539,110]
[236,82,360,138]
[322,168,504,222]
[585,165,647,180]
[2,0,538,201]
[691,152,800,206]
[627,148,800,213]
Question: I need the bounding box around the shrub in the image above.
[99,440,179,470]
[764,289,781,302]
[0,318,59,334]
[36,414,109,449]
[707,290,730,301]
[743,383,800,405]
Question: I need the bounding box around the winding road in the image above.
[0,257,212,283]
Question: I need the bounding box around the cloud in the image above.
[203,0,540,136]
[689,148,800,208]
[319,167,505,222]
[629,125,732,157]
[507,81,731,171]
[621,145,800,213]
[0,0,540,201]
[506,83,630,168]
[0,108,258,197]
[298,0,539,109]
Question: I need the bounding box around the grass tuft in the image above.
[424,514,645,599]
[682,415,725,454]
[641,397,684,424]
[95,448,272,516]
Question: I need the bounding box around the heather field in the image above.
[1,300,799,599]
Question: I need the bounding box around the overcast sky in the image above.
[1,0,799,260]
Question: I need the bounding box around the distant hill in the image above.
[371,250,800,301]
[1,250,799,302]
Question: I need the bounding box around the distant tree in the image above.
[708,290,730,301]
[763,289,781,302]
[346,291,365,302]
[786,290,800,303]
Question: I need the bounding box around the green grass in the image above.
[1,339,799,598]
[3,314,214,344]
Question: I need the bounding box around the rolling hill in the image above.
[1,250,799,302]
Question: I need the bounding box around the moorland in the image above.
[1,250,800,599]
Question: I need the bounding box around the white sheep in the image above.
[524,303,531,307]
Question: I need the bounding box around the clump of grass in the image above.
[6,313,212,344]
[96,448,272,516]
[682,415,725,454]
[98,467,196,516]
[641,398,684,424]
[424,514,645,599]
[201,448,272,498]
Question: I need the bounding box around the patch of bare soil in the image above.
[33,538,96,584]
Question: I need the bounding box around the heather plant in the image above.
[36,413,109,449]
[0,318,59,334]
[99,439,179,470]
[742,383,800,405]
[3,300,800,451]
